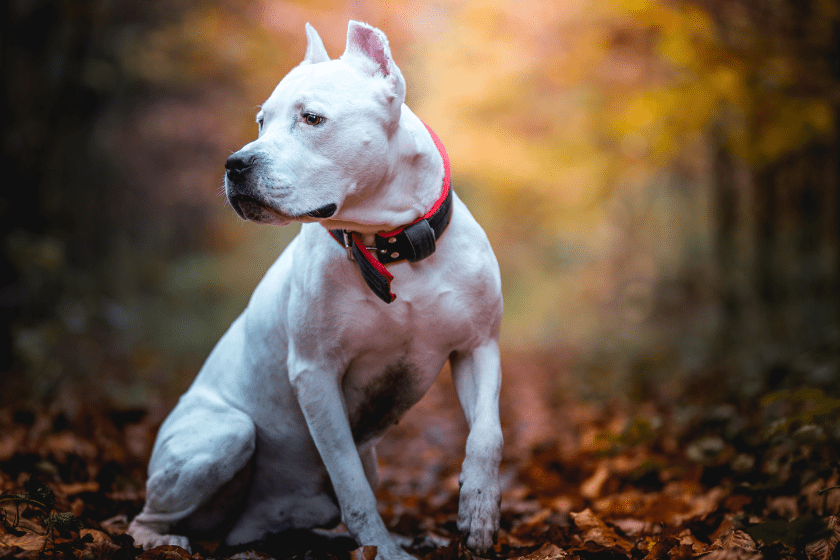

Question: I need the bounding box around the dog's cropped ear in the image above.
[302,23,330,64]
[342,21,406,108]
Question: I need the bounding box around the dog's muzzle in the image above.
[224,151,338,223]
[225,152,281,222]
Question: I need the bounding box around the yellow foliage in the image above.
[119,0,839,350]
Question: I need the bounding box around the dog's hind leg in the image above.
[128,389,256,551]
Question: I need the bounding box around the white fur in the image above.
[128,21,503,560]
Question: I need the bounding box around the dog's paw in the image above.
[127,520,191,552]
[457,475,501,555]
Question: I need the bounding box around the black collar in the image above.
[328,122,452,303]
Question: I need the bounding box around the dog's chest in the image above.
[344,359,423,444]
[335,293,461,444]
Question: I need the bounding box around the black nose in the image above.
[225,152,254,183]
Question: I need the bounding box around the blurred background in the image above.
[1,0,838,409]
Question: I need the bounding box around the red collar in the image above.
[329,122,452,303]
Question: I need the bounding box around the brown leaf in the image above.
[696,548,762,560]
[0,427,26,462]
[510,543,570,560]
[695,488,729,515]
[713,530,757,552]
[571,508,634,553]
[802,476,840,516]
[0,532,47,551]
[669,544,697,560]
[349,545,378,560]
[641,535,678,560]
[677,529,705,554]
[514,508,555,536]
[137,544,193,560]
[702,530,762,560]
[613,518,652,538]
[80,529,111,544]
[708,518,736,545]
[805,516,840,560]
[43,432,98,462]
[229,551,275,560]
[580,463,611,500]
[764,497,798,519]
[192,539,223,555]
[56,481,100,496]
[100,514,130,536]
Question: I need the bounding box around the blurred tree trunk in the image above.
[715,143,839,349]
[711,132,742,344]
[0,0,198,383]
[704,0,840,365]
[0,0,102,369]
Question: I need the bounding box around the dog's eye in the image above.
[303,113,323,126]
[256,115,264,131]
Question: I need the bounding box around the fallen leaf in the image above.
[696,548,762,560]
[805,516,840,560]
[677,529,705,553]
[43,432,98,462]
[100,514,130,535]
[0,427,26,462]
[0,532,47,551]
[511,543,569,560]
[230,551,276,560]
[690,488,728,518]
[349,545,378,560]
[764,497,798,519]
[571,508,634,552]
[137,544,194,560]
[669,543,696,560]
[612,518,652,537]
[57,481,100,496]
[414,532,451,548]
[581,463,611,500]
[641,535,678,560]
[80,529,111,544]
[193,539,223,555]
[516,508,554,534]
[713,530,757,551]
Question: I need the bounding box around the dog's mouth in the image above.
[305,203,337,219]
[228,194,288,224]
[228,194,336,224]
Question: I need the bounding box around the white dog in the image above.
[127,21,503,560]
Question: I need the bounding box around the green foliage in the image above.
[598,416,664,456]
[761,388,840,435]
[746,515,831,549]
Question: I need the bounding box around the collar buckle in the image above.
[342,230,379,262]
[342,230,356,262]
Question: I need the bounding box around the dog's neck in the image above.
[318,105,445,237]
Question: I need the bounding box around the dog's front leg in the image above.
[450,341,503,555]
[289,363,411,560]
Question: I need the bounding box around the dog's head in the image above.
[224,21,407,226]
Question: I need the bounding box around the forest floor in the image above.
[1,352,839,560]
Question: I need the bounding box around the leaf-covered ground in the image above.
[1,354,839,560]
